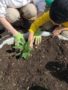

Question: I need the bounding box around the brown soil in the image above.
[0,36,68,90]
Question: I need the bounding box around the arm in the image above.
[52,26,68,36]
[28,11,50,48]
[0,17,26,50]
[0,4,25,50]
[0,17,19,36]
[0,2,18,36]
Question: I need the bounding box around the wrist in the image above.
[28,32,34,47]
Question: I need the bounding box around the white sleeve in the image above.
[0,2,6,17]
[36,0,46,12]
[22,0,31,6]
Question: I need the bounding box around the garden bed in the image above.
[0,34,68,90]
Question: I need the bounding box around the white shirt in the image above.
[0,0,30,17]
[32,0,46,12]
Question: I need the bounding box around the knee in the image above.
[21,3,37,20]
[6,8,20,23]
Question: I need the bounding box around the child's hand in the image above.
[28,29,42,49]
[52,26,64,37]
[52,29,62,37]
[34,35,42,45]
[34,29,42,45]
[14,32,25,50]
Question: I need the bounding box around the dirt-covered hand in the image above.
[34,29,42,45]
[14,32,25,50]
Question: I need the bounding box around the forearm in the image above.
[63,28,68,31]
[29,11,50,33]
[0,17,18,36]
[28,11,50,48]
[28,32,34,47]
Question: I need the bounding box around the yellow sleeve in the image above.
[62,22,68,27]
[29,11,50,33]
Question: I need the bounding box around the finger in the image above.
[37,38,40,45]
[35,37,38,45]
[37,37,41,45]
[39,37,42,44]
[30,43,33,49]
[34,37,37,45]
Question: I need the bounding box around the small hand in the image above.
[34,29,42,45]
[34,35,42,45]
[52,29,62,37]
[14,32,25,50]
[52,26,64,37]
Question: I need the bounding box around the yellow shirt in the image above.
[29,11,68,33]
[63,22,68,27]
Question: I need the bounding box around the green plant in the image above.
[21,41,32,60]
[14,33,25,50]
[13,33,32,60]
[14,41,32,60]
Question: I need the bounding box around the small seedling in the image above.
[14,41,32,60]
[21,41,32,60]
